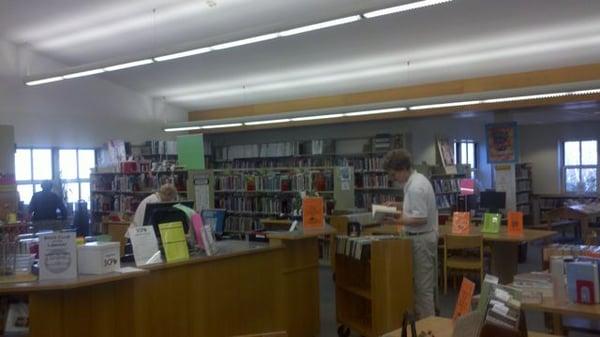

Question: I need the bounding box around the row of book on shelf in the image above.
[355,173,392,189]
[215,140,336,161]
[214,171,333,192]
[432,178,461,194]
[91,195,141,214]
[91,171,188,191]
[215,196,298,216]
[335,235,397,262]
[222,157,337,169]
[436,194,460,209]
[516,180,531,192]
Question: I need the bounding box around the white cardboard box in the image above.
[77,242,120,275]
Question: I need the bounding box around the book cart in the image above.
[334,235,414,337]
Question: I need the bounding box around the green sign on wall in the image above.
[177,134,205,170]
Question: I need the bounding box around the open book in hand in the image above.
[372,204,401,222]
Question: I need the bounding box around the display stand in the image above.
[334,237,413,337]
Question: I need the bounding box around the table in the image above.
[439,225,556,284]
[544,203,600,243]
[523,297,600,335]
[381,316,562,337]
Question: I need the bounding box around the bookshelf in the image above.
[334,236,414,337]
[90,170,188,232]
[515,163,533,220]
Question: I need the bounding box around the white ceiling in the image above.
[2,0,600,112]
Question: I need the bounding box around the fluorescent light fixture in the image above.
[63,68,105,79]
[363,0,453,18]
[244,119,291,126]
[25,77,64,86]
[569,89,600,96]
[344,107,407,117]
[201,123,243,129]
[103,59,154,71]
[279,15,362,37]
[154,47,213,62]
[211,33,279,50]
[291,114,345,122]
[164,126,202,132]
[482,93,569,104]
[410,100,482,110]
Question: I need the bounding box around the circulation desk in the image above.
[0,241,287,337]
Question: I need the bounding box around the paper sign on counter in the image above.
[453,277,476,321]
[452,212,471,234]
[128,226,163,266]
[507,211,524,236]
[39,232,77,280]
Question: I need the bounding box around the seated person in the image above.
[129,184,178,231]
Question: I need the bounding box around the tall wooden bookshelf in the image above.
[334,237,413,337]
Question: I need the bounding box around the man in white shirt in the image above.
[382,149,438,319]
[130,184,178,230]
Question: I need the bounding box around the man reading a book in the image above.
[382,149,438,319]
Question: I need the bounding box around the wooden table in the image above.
[523,297,600,335]
[381,316,562,337]
[267,225,336,337]
[439,225,556,284]
[1,241,288,337]
[544,203,600,243]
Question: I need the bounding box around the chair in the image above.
[443,234,484,294]
[231,332,287,337]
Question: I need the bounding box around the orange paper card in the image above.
[452,212,471,234]
[453,277,475,321]
[302,197,324,228]
[508,211,524,236]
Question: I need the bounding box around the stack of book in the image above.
[482,285,522,331]
[512,272,553,303]
[543,244,600,262]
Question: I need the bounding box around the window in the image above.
[15,148,96,207]
[59,149,95,206]
[454,140,477,170]
[563,140,597,193]
[15,148,53,205]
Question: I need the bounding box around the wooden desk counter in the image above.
[523,297,600,335]
[10,241,287,337]
[381,316,562,337]
[266,225,336,337]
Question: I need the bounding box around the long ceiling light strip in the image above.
[63,68,105,79]
[363,0,453,18]
[165,86,600,132]
[25,0,453,86]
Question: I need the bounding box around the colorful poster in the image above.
[437,137,457,174]
[453,277,476,321]
[452,212,471,234]
[482,213,501,233]
[486,122,519,163]
[303,197,324,228]
[507,211,524,236]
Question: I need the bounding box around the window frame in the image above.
[59,148,96,205]
[562,139,599,194]
[454,139,478,170]
[15,147,54,204]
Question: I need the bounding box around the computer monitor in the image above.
[143,201,195,236]
[479,191,506,213]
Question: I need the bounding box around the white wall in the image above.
[0,38,186,148]
[520,121,600,194]
[205,113,496,189]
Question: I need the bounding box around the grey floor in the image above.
[318,240,600,336]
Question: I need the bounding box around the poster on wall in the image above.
[436,137,457,174]
[486,122,518,163]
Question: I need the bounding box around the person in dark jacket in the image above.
[28,180,67,221]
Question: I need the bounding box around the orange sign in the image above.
[302,197,324,228]
[453,277,475,321]
[452,212,471,234]
[507,211,524,236]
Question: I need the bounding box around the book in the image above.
[128,226,163,266]
[507,211,524,236]
[482,213,501,233]
[371,204,401,222]
[302,197,324,228]
[158,222,190,263]
[477,274,499,312]
[452,212,471,234]
[453,277,476,321]
[566,261,600,304]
